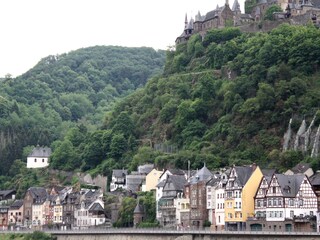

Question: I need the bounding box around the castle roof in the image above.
[204,9,221,21]
[232,0,241,11]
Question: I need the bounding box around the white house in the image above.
[74,199,105,229]
[27,145,51,168]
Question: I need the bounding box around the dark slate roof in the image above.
[138,164,154,175]
[291,163,311,174]
[112,169,128,178]
[168,169,186,175]
[204,9,220,21]
[310,172,320,186]
[10,200,23,209]
[206,177,220,186]
[28,146,51,158]
[89,202,104,212]
[163,175,187,192]
[156,179,166,188]
[28,187,48,203]
[275,174,305,197]
[262,169,276,177]
[234,166,253,186]
[0,189,16,198]
[232,0,241,11]
[133,203,144,214]
[190,165,214,184]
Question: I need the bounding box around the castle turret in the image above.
[185,13,188,29]
[232,0,241,14]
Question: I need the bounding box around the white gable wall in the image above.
[27,157,49,168]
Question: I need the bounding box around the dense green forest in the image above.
[1,24,320,195]
[0,46,166,183]
[100,24,320,173]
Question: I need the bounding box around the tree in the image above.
[264,5,283,20]
[109,134,128,160]
[115,197,136,227]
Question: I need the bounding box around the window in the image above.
[290,210,294,218]
[273,199,277,206]
[34,158,37,162]
[42,159,45,162]
[218,216,221,223]
[299,199,303,207]
[273,187,276,193]
[289,199,294,206]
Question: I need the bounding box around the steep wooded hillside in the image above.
[0,46,166,175]
[103,24,320,172]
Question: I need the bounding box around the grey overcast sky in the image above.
[0,0,245,77]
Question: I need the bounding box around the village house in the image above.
[248,173,317,232]
[23,187,48,228]
[188,164,214,229]
[0,206,9,230]
[310,171,320,232]
[110,169,127,192]
[174,192,190,230]
[158,174,187,228]
[285,162,314,178]
[156,169,188,222]
[224,164,263,231]
[8,200,24,229]
[27,145,52,169]
[144,168,164,192]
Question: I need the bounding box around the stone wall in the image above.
[53,231,320,240]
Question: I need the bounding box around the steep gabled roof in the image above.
[112,169,128,178]
[89,202,104,212]
[0,189,16,198]
[28,187,48,203]
[275,174,305,197]
[10,199,23,209]
[310,172,320,186]
[291,163,311,174]
[206,177,220,186]
[133,203,144,214]
[190,164,214,184]
[28,146,51,158]
[163,175,186,192]
[234,166,253,186]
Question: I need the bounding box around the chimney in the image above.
[252,163,257,172]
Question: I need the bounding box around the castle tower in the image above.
[232,0,241,14]
[185,13,188,29]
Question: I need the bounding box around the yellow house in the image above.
[145,169,163,192]
[225,165,263,231]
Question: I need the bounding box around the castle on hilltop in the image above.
[176,0,320,44]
